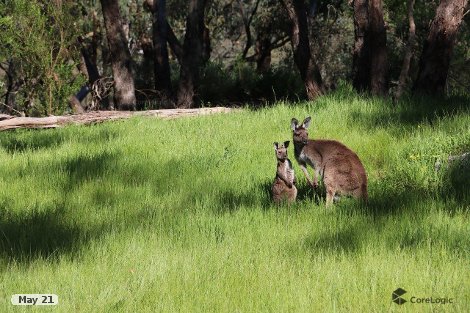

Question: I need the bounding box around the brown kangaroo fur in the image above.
[272,141,297,205]
[291,117,368,206]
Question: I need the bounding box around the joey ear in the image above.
[291,118,299,130]
[273,142,279,150]
[284,140,290,148]
[302,116,312,129]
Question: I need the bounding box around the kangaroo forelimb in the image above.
[277,172,293,188]
[300,164,317,188]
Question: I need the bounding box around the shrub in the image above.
[0,0,85,116]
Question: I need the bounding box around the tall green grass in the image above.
[0,88,469,312]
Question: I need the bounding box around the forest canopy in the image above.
[0,0,468,116]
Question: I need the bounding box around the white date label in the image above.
[11,294,58,306]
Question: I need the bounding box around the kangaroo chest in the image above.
[278,160,295,183]
[295,146,318,168]
[295,144,323,178]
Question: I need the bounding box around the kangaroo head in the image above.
[291,117,311,145]
[273,141,290,161]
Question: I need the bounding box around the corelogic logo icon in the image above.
[392,288,407,305]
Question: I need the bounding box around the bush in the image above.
[0,0,85,116]
[198,60,304,105]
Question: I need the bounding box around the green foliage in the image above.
[0,91,469,311]
[0,0,85,116]
[198,60,305,105]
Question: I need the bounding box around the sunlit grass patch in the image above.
[0,89,469,312]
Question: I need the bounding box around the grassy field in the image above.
[0,88,469,312]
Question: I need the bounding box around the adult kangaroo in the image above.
[291,116,368,206]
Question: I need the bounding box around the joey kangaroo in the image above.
[291,117,368,206]
[272,141,297,204]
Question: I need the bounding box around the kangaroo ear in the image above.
[302,116,312,129]
[291,118,299,130]
[273,142,279,150]
[284,140,290,148]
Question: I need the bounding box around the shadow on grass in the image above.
[0,201,163,265]
[0,148,130,265]
[0,204,83,262]
[0,130,66,153]
[297,178,469,256]
[441,157,470,207]
[302,228,359,254]
[213,179,323,214]
[0,127,119,154]
[348,94,470,130]
[365,189,420,217]
[65,150,116,185]
[213,190,261,214]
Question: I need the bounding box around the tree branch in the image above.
[166,21,183,63]
[271,36,290,49]
[238,0,261,59]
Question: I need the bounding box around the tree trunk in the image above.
[100,0,136,110]
[167,22,183,63]
[394,0,416,100]
[352,0,388,95]
[69,44,102,113]
[91,10,100,67]
[281,0,324,100]
[238,0,260,60]
[176,0,207,108]
[352,0,369,92]
[1,60,23,115]
[413,0,468,94]
[202,25,211,65]
[368,0,388,95]
[255,35,272,73]
[152,0,173,104]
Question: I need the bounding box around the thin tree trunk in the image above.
[413,0,468,94]
[100,0,136,110]
[1,60,23,115]
[369,0,388,95]
[352,0,369,92]
[281,0,324,100]
[202,25,211,65]
[81,45,101,85]
[176,0,207,108]
[394,0,416,100]
[254,35,272,73]
[167,22,183,63]
[251,35,289,73]
[144,0,183,64]
[238,0,252,59]
[91,10,100,67]
[238,0,260,60]
[153,0,173,104]
[69,43,101,113]
[352,0,388,95]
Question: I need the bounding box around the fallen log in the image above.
[0,107,236,131]
[0,114,14,121]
